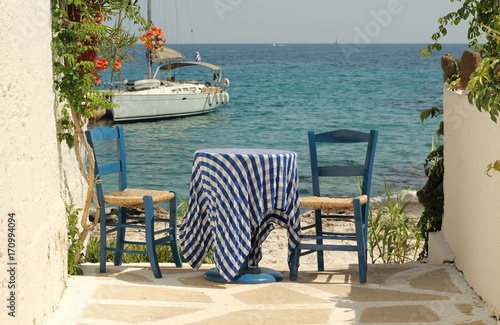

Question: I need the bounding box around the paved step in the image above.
[46,262,497,325]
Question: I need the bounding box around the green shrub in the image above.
[417,107,444,259]
[84,236,174,263]
[84,236,113,263]
[66,203,84,275]
[368,181,423,264]
[84,235,214,264]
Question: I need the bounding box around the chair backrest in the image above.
[85,125,128,202]
[308,129,378,201]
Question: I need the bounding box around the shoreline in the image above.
[371,199,424,217]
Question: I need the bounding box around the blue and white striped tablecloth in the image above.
[179,148,301,282]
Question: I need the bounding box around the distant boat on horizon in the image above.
[273,43,286,47]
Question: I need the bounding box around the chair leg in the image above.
[353,199,367,283]
[358,249,367,283]
[314,209,325,271]
[99,209,107,274]
[289,246,299,281]
[168,195,182,268]
[144,196,162,279]
[113,207,127,266]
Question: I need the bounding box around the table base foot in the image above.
[204,267,284,284]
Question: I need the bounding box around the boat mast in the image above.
[147,0,152,79]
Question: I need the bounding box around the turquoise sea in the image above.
[96,43,465,202]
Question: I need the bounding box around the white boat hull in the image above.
[111,83,229,122]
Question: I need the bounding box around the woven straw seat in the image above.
[300,195,368,210]
[104,188,175,208]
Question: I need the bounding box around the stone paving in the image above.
[46,262,498,325]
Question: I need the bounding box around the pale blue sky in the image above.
[138,0,470,44]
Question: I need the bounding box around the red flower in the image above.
[113,58,122,70]
[95,56,108,71]
[93,75,101,86]
[94,12,104,24]
[140,25,166,51]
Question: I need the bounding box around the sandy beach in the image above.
[259,200,424,267]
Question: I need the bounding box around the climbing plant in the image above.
[421,0,500,120]
[66,203,84,275]
[418,0,500,257]
[417,107,444,259]
[51,0,148,269]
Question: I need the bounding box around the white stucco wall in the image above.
[0,1,85,324]
[443,88,500,317]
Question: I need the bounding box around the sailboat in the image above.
[110,1,230,122]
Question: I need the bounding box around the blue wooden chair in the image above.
[85,125,182,278]
[290,129,378,283]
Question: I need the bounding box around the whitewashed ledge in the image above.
[434,86,500,319]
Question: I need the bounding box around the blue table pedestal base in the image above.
[204,266,284,284]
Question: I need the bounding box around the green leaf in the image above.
[420,110,431,122]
